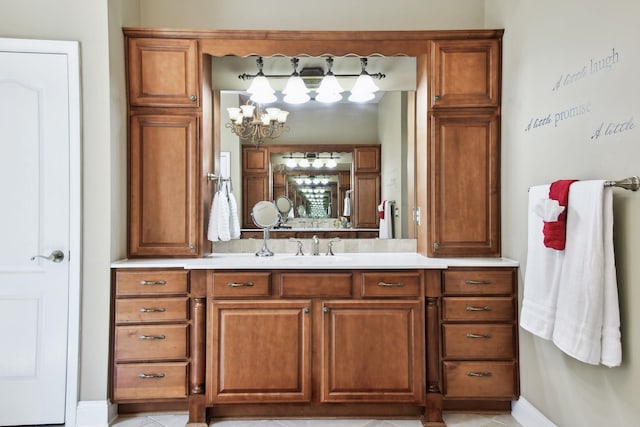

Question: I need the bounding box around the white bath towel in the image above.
[378,200,393,239]
[552,181,621,367]
[216,188,231,241]
[227,183,241,240]
[207,191,221,242]
[520,185,565,340]
[343,193,351,216]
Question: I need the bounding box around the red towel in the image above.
[543,179,578,250]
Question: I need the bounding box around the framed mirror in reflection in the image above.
[214,56,416,239]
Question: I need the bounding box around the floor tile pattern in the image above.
[111,413,523,427]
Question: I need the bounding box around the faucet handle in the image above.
[289,238,305,256]
[326,237,341,256]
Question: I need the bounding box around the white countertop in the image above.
[111,252,519,270]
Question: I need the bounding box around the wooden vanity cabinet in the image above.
[430,39,500,109]
[127,38,199,107]
[128,113,200,257]
[428,110,500,257]
[427,37,502,257]
[125,35,207,257]
[111,269,191,402]
[241,146,270,228]
[440,268,519,407]
[352,145,381,229]
[206,269,424,411]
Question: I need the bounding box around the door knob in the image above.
[31,250,65,263]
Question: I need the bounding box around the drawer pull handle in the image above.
[467,371,493,378]
[139,307,166,313]
[466,306,491,311]
[378,281,404,287]
[466,333,492,339]
[227,281,255,287]
[138,334,166,340]
[465,280,492,285]
[139,280,166,286]
[138,373,165,379]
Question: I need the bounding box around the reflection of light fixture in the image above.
[239,56,385,104]
[226,101,289,147]
[282,152,341,168]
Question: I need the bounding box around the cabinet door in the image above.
[127,38,199,107]
[210,300,312,403]
[129,114,199,257]
[353,146,381,173]
[242,146,270,228]
[430,39,500,108]
[428,110,500,257]
[353,174,380,229]
[321,300,423,403]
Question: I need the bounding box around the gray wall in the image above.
[486,1,640,425]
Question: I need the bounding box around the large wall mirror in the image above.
[211,55,417,239]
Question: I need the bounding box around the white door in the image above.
[0,39,80,426]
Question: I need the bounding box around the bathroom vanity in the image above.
[114,27,514,426]
[110,255,519,426]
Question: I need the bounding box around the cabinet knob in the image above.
[303,307,310,314]
[433,242,440,250]
[433,95,441,101]
[190,95,197,101]
[323,307,331,313]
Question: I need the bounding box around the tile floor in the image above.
[111,413,523,427]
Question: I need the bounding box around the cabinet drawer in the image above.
[212,272,271,297]
[279,272,352,298]
[116,270,188,296]
[360,271,421,298]
[443,324,514,359]
[443,269,514,295]
[113,362,188,401]
[443,297,514,322]
[115,324,188,361]
[443,361,517,399]
[115,297,189,323]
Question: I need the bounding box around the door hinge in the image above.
[413,207,421,225]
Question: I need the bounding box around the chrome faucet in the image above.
[326,237,341,256]
[311,235,320,256]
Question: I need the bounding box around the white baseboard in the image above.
[75,400,117,427]
[512,397,557,427]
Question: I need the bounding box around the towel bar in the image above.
[603,176,640,191]
[207,173,231,182]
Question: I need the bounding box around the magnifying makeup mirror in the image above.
[251,200,280,256]
[274,195,293,228]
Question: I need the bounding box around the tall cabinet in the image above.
[126,37,203,257]
[428,39,501,257]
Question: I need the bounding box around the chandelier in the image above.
[226,102,289,147]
